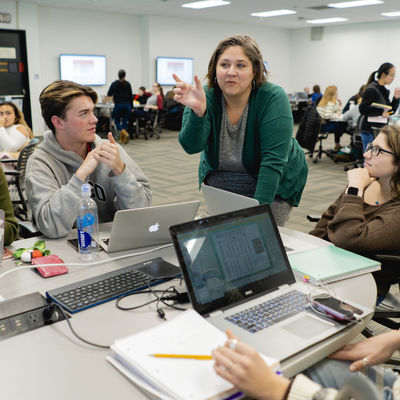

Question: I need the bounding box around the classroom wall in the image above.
[3,2,400,133]
[290,21,400,105]
[146,15,292,92]
[0,0,16,29]
[1,4,292,133]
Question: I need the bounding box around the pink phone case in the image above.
[32,255,68,278]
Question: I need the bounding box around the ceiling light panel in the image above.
[251,9,296,18]
[306,17,349,24]
[328,0,383,8]
[381,11,400,17]
[182,0,230,9]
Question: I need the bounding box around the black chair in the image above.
[129,110,161,140]
[1,138,40,221]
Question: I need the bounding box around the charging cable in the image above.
[0,243,173,281]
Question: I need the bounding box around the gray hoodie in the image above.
[25,131,151,238]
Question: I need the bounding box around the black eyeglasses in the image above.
[365,142,394,157]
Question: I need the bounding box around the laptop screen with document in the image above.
[169,205,295,316]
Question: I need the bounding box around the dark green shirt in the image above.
[0,168,18,245]
[178,82,308,206]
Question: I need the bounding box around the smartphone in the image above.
[312,296,363,322]
[67,238,79,252]
[67,238,102,253]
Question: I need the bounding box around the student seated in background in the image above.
[342,84,365,114]
[133,86,151,105]
[0,101,33,159]
[316,85,348,152]
[311,84,322,105]
[129,82,164,133]
[212,329,400,399]
[0,168,18,245]
[310,125,400,300]
[25,80,151,239]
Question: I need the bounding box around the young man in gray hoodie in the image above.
[26,80,151,238]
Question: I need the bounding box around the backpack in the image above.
[295,105,321,153]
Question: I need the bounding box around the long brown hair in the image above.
[380,125,400,198]
[0,101,34,139]
[206,35,267,92]
[318,85,337,107]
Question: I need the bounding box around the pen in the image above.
[150,353,212,360]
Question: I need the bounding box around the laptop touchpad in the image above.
[281,313,332,339]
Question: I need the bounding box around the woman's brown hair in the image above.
[0,101,34,139]
[380,125,400,198]
[206,35,267,92]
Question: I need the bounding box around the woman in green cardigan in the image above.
[173,35,308,226]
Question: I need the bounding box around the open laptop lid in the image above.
[201,183,259,216]
[169,204,295,316]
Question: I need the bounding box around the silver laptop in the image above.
[99,201,200,253]
[201,183,259,215]
[169,204,373,361]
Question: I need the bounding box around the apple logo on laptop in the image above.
[149,222,160,233]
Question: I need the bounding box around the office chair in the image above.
[335,374,381,400]
[1,138,40,221]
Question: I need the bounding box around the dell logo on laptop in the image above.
[149,223,160,233]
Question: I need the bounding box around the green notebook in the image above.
[288,245,381,284]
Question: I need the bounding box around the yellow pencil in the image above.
[150,353,212,360]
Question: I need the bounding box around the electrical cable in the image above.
[0,243,173,281]
[115,287,176,311]
[48,302,110,349]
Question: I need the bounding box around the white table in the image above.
[0,229,376,399]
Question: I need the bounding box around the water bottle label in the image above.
[78,229,92,249]
[80,213,95,228]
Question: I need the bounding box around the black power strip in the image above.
[0,292,66,340]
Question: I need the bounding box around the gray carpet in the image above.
[121,127,350,233]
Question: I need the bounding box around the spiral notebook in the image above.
[288,245,381,284]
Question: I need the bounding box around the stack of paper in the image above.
[107,309,278,400]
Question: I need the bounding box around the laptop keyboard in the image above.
[225,290,309,333]
[46,264,166,313]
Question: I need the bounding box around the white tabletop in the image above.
[0,229,376,399]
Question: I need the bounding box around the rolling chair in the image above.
[1,138,42,238]
[336,374,381,400]
[1,138,40,220]
[130,109,161,140]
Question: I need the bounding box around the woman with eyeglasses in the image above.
[310,125,400,299]
[359,62,400,152]
[173,36,308,226]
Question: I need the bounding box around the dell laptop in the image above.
[99,201,200,252]
[169,204,373,361]
[201,183,259,216]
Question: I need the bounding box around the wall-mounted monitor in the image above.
[156,57,193,86]
[59,54,106,86]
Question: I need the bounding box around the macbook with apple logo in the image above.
[98,201,200,252]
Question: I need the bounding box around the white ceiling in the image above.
[19,0,400,29]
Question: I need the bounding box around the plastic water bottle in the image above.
[77,183,99,260]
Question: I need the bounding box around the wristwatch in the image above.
[347,186,360,196]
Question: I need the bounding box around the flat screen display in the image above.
[59,54,106,86]
[156,57,193,86]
